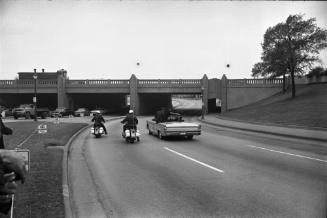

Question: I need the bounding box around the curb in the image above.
[63,117,124,218]
[214,115,327,132]
[198,117,327,143]
[63,123,91,218]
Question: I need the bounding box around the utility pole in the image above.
[201,87,205,120]
[33,69,38,121]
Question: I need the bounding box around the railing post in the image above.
[57,69,69,108]
[201,74,209,117]
[221,74,228,113]
[129,74,139,115]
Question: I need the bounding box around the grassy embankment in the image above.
[2,121,87,218]
[222,84,327,129]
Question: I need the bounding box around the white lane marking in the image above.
[17,123,46,148]
[63,185,69,197]
[247,145,327,164]
[164,147,224,173]
[16,131,36,148]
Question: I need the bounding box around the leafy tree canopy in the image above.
[252,14,327,97]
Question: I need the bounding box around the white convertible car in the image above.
[146,113,201,140]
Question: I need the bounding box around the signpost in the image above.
[54,115,60,124]
[14,149,30,172]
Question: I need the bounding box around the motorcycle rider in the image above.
[121,110,138,132]
[91,112,108,135]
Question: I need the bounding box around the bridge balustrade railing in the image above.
[0,79,57,88]
[67,80,130,87]
[0,80,16,87]
[228,78,284,87]
[138,79,201,88]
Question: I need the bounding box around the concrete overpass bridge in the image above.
[0,69,285,115]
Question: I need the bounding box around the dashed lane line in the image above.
[247,145,327,164]
[164,147,224,173]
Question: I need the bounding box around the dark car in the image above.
[51,107,74,118]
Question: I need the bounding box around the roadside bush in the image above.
[306,66,327,78]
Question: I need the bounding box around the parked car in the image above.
[12,104,50,119]
[0,105,12,117]
[146,112,201,140]
[74,108,90,117]
[51,107,74,117]
[90,108,107,116]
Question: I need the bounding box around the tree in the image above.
[252,14,327,97]
[306,66,326,78]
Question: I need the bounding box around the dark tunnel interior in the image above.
[0,94,57,110]
[138,93,172,115]
[69,93,128,114]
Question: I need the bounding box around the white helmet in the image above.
[129,110,133,114]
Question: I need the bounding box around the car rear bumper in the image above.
[164,131,201,136]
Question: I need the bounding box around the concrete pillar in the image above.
[129,74,139,115]
[57,69,69,108]
[221,74,228,113]
[201,74,209,114]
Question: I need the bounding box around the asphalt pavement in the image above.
[5,115,326,217]
[68,116,327,218]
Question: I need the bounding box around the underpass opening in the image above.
[69,93,128,115]
[0,93,57,110]
[208,98,221,113]
[172,94,202,116]
[138,93,172,115]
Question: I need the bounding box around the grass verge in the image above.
[2,121,87,218]
[222,84,327,129]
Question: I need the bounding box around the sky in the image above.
[0,1,327,80]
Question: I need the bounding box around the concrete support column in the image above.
[57,69,69,108]
[221,74,228,113]
[201,74,209,114]
[129,74,139,115]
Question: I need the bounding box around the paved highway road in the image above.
[70,117,327,218]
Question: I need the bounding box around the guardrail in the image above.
[138,79,201,87]
[66,80,129,87]
[0,79,57,87]
[228,78,284,87]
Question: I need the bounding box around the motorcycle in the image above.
[91,124,104,138]
[122,127,140,143]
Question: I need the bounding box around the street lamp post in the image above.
[33,69,38,121]
[201,87,205,120]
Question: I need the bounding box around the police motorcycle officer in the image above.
[91,111,107,137]
[121,110,140,143]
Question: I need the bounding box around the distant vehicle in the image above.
[90,108,107,116]
[51,107,74,118]
[74,108,90,117]
[0,105,12,117]
[12,104,50,119]
[146,112,201,140]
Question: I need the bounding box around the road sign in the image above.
[14,149,30,172]
[38,124,47,134]
[54,116,60,124]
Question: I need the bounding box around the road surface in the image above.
[69,117,327,218]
